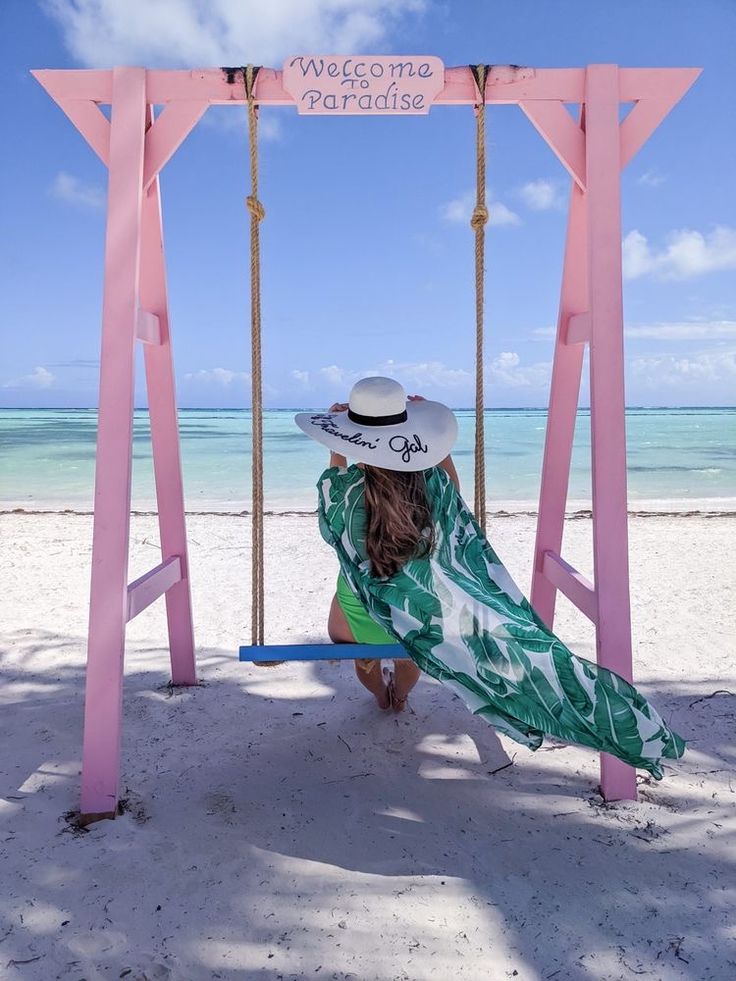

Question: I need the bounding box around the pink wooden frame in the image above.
[32,62,699,820]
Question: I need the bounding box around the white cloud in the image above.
[439,190,521,227]
[44,0,427,68]
[3,366,55,389]
[532,320,736,342]
[623,226,736,280]
[184,367,251,386]
[203,105,285,142]
[486,352,551,388]
[49,171,105,209]
[636,168,667,188]
[385,360,472,389]
[291,369,311,387]
[631,349,736,386]
[623,230,655,279]
[489,202,522,227]
[518,178,564,211]
[626,321,736,341]
[258,113,284,142]
[440,192,472,223]
[320,365,348,386]
[318,360,472,391]
[313,355,552,394]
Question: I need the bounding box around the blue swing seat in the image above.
[239,643,410,663]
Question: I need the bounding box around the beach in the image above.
[5,0,736,974]
[2,507,734,979]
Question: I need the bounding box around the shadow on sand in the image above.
[1,628,734,980]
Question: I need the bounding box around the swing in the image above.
[238,64,490,665]
[33,58,699,817]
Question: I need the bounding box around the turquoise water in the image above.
[1,408,734,511]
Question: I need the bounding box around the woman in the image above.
[324,395,460,713]
[296,376,685,777]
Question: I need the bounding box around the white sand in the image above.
[1,511,734,980]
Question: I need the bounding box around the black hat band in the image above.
[347,408,409,427]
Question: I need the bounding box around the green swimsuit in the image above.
[336,572,399,646]
[319,464,685,779]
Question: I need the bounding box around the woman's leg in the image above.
[328,593,354,644]
[391,659,421,712]
[328,594,390,710]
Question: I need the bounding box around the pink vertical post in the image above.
[585,65,636,802]
[80,67,147,820]
[140,110,196,686]
[531,161,588,626]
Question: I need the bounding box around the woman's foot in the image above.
[384,669,409,713]
[353,659,392,710]
[374,666,392,710]
[389,684,409,713]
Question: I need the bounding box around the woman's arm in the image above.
[406,395,461,492]
[328,402,348,469]
[438,454,461,492]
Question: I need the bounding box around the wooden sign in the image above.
[282,55,445,115]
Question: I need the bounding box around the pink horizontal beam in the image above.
[31,69,113,106]
[542,550,598,623]
[126,555,182,621]
[619,67,701,101]
[32,66,700,109]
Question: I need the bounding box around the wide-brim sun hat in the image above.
[295,376,458,472]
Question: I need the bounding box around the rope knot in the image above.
[246,195,266,222]
[470,204,489,231]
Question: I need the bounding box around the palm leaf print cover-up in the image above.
[318,465,685,778]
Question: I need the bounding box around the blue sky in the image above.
[1,0,734,409]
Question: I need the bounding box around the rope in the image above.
[470,64,489,532]
[245,64,265,646]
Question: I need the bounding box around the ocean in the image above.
[1,407,734,512]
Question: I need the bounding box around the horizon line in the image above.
[2,405,735,412]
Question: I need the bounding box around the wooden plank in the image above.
[127,556,182,622]
[541,551,597,623]
[47,99,110,166]
[145,65,588,105]
[81,67,147,821]
[147,67,290,105]
[143,100,209,190]
[519,100,586,189]
[136,308,161,344]
[33,66,588,108]
[530,144,588,628]
[31,68,113,104]
[140,121,197,685]
[240,644,410,662]
[32,65,699,111]
[565,312,590,345]
[619,71,700,168]
[584,64,637,803]
[618,67,702,102]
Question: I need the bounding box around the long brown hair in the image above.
[363,466,436,578]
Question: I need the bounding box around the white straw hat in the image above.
[295,376,458,472]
